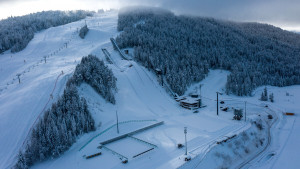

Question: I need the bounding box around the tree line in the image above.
[0,10,94,53]
[15,55,117,168]
[67,55,117,104]
[116,7,300,96]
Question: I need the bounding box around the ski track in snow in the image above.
[0,12,116,169]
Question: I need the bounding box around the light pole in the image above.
[199,84,203,107]
[17,74,21,84]
[216,92,219,116]
[199,84,203,98]
[184,127,187,155]
[245,101,247,122]
[116,111,119,134]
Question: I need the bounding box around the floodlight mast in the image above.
[245,101,247,122]
[17,74,21,84]
[216,92,219,116]
[116,111,119,134]
[199,84,203,99]
[184,127,187,155]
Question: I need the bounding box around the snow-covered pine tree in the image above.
[15,84,95,168]
[264,87,268,101]
[116,7,300,96]
[68,55,117,103]
[269,93,274,102]
[79,25,89,39]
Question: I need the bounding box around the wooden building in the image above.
[175,95,201,110]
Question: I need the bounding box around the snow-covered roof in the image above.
[181,97,199,104]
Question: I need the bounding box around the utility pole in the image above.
[184,127,187,155]
[199,84,203,98]
[17,74,21,84]
[245,101,247,122]
[116,111,119,134]
[216,92,219,116]
[43,56,47,63]
[200,84,203,105]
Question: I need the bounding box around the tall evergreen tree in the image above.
[269,93,274,102]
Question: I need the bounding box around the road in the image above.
[236,106,278,169]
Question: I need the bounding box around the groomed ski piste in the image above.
[0,10,299,169]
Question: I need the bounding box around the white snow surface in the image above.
[0,10,299,169]
[0,11,117,168]
[245,86,300,169]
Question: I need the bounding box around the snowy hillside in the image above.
[0,9,299,169]
[0,11,117,168]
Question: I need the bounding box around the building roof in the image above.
[177,96,199,104]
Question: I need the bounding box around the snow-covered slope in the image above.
[0,10,246,169]
[0,9,299,169]
[0,11,118,169]
[243,86,300,169]
[24,33,247,169]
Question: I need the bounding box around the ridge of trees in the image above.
[15,55,117,169]
[116,7,300,96]
[0,10,94,53]
[67,55,117,104]
[15,85,94,169]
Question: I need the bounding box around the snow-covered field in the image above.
[0,10,299,169]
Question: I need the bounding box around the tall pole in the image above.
[199,84,203,98]
[184,127,187,155]
[17,74,21,84]
[199,84,203,107]
[245,101,247,122]
[116,111,119,134]
[216,92,219,116]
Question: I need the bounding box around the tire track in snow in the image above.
[177,122,250,169]
[235,106,279,169]
[21,71,64,148]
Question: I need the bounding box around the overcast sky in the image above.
[0,0,299,31]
